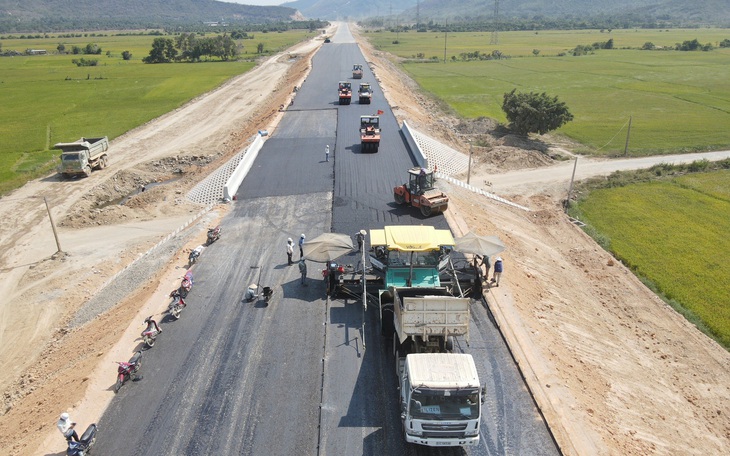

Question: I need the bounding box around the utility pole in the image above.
[416,0,420,30]
[443,20,448,63]
[44,196,63,254]
[623,115,632,156]
[565,157,578,211]
[490,0,500,45]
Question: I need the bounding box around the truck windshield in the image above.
[62,153,80,161]
[409,390,479,420]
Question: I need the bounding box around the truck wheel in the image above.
[381,304,395,338]
[100,155,107,169]
[83,165,92,177]
[420,205,433,217]
[394,192,405,204]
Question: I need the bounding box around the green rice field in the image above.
[575,169,730,348]
[365,28,730,156]
[0,30,313,194]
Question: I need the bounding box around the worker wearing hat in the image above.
[286,238,294,265]
[57,412,79,442]
[299,233,306,259]
[491,257,503,287]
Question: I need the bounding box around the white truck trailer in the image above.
[55,136,109,177]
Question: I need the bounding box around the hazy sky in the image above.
[219,0,286,6]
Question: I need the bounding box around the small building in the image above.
[26,49,47,55]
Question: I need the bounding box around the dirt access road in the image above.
[1,22,729,456]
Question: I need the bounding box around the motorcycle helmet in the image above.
[287,238,293,243]
[301,234,306,239]
[60,412,69,421]
[144,316,152,324]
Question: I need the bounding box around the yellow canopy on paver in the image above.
[369,226,454,252]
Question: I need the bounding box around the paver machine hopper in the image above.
[393,167,449,217]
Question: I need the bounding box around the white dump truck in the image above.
[55,136,109,177]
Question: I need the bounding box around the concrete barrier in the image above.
[223,133,265,200]
[401,120,429,169]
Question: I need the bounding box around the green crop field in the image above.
[575,170,730,348]
[365,28,730,156]
[0,30,313,194]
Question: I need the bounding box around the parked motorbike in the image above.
[114,351,142,393]
[188,245,204,264]
[207,225,222,245]
[178,269,193,298]
[168,290,186,320]
[66,423,97,456]
[141,316,161,348]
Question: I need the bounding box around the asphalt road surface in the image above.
[94,24,560,456]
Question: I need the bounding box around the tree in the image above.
[502,89,574,136]
[257,42,264,53]
[143,38,177,63]
[57,43,65,54]
[122,50,132,61]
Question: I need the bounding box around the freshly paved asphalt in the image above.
[94,24,560,456]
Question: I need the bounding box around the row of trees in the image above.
[143,34,239,63]
[57,43,102,55]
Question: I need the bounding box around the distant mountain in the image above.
[0,0,300,32]
[281,0,418,20]
[283,0,730,25]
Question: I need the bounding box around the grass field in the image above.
[364,28,730,155]
[0,30,313,194]
[574,169,730,348]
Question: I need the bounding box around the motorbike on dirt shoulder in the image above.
[66,423,97,456]
[168,290,186,320]
[188,245,204,264]
[207,225,222,245]
[177,269,193,298]
[114,351,142,393]
[141,316,161,348]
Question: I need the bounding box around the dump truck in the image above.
[394,167,449,217]
[338,81,352,105]
[55,136,110,178]
[358,83,373,104]
[372,225,484,447]
[359,115,381,153]
[352,64,363,79]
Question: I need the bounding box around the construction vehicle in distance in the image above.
[55,136,110,178]
[338,81,352,105]
[359,115,381,152]
[394,167,449,217]
[352,64,363,79]
[371,225,484,447]
[358,83,373,104]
